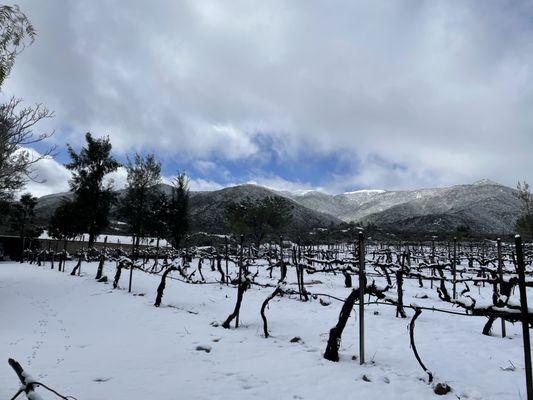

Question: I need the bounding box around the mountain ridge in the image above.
[32,180,522,235]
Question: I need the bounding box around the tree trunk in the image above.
[222,279,248,329]
[95,254,105,280]
[260,286,283,337]
[324,288,359,362]
[154,266,177,307]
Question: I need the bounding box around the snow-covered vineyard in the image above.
[1,237,533,399]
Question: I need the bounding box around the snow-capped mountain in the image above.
[289,180,521,234]
[33,180,522,235]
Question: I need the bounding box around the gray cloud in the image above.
[4,0,533,192]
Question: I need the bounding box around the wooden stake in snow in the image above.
[515,235,533,400]
[128,261,134,293]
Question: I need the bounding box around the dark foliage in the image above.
[168,173,189,248]
[65,133,119,247]
[224,196,293,246]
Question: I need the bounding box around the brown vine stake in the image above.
[260,286,283,337]
[409,307,433,383]
[154,266,178,307]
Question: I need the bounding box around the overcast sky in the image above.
[4,0,533,196]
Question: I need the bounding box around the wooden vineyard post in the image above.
[358,231,365,365]
[497,238,506,338]
[515,235,533,400]
[128,258,133,293]
[452,237,457,299]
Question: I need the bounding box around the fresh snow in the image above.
[38,231,171,247]
[343,189,386,195]
[0,261,530,399]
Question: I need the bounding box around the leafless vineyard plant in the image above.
[14,234,533,398]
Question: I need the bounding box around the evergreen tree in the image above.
[516,180,533,239]
[48,199,84,247]
[65,133,119,247]
[224,196,293,247]
[145,190,171,244]
[118,153,161,252]
[168,173,189,248]
[10,193,40,258]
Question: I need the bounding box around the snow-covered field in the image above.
[0,260,529,399]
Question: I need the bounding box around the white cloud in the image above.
[189,178,225,192]
[105,166,128,190]
[163,174,225,192]
[246,175,319,194]
[19,149,129,197]
[4,1,533,190]
[18,148,70,197]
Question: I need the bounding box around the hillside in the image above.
[33,184,341,234]
[33,180,522,235]
[289,180,521,234]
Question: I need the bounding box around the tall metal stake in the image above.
[452,237,457,299]
[497,238,506,338]
[515,235,533,400]
[358,231,365,365]
[236,234,244,328]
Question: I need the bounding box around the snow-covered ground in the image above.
[0,260,529,399]
[38,231,172,247]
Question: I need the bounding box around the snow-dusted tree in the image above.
[224,196,293,247]
[0,6,54,201]
[168,173,190,248]
[516,180,533,239]
[118,153,161,253]
[0,5,35,87]
[65,133,119,248]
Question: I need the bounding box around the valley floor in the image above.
[0,261,529,399]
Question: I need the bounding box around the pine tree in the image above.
[118,153,161,255]
[168,173,190,248]
[516,181,533,239]
[65,133,119,248]
[146,190,171,244]
[48,200,84,247]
